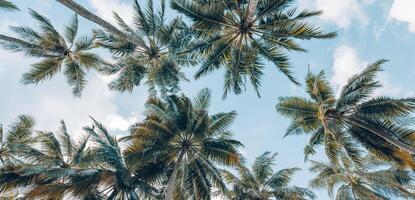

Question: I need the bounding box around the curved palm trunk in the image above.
[246,0,259,23]
[55,0,132,42]
[344,117,415,154]
[165,151,185,200]
[56,0,122,34]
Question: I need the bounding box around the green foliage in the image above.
[95,0,197,96]
[310,153,415,199]
[172,0,336,97]
[0,0,18,11]
[276,60,415,169]
[0,90,244,199]
[125,88,242,199]
[0,10,105,96]
[221,152,315,200]
[0,116,163,199]
[1,1,414,200]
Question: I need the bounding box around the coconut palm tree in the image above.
[0,115,37,166]
[0,118,163,199]
[11,120,93,168]
[0,120,97,199]
[94,0,197,95]
[276,60,415,168]
[220,152,315,200]
[309,153,415,199]
[171,0,336,97]
[0,9,106,96]
[79,118,163,199]
[125,88,243,199]
[0,0,18,11]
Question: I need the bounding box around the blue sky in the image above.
[1,0,415,199]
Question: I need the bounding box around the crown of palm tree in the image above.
[171,0,336,98]
[0,0,18,11]
[0,118,163,199]
[310,153,415,199]
[0,119,99,199]
[221,152,315,200]
[276,60,415,169]
[124,88,243,199]
[0,9,106,96]
[0,115,36,166]
[95,0,197,96]
[80,119,163,199]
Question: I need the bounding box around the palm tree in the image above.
[221,152,315,200]
[0,115,37,166]
[0,118,163,199]
[0,119,97,199]
[309,153,415,199]
[0,9,105,96]
[171,0,336,97]
[0,116,35,199]
[0,0,18,11]
[79,118,163,199]
[276,60,415,168]
[95,0,197,95]
[125,88,243,199]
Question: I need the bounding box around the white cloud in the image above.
[106,114,139,132]
[298,0,373,28]
[330,45,367,92]
[330,45,408,96]
[88,0,134,25]
[0,47,145,139]
[389,0,415,33]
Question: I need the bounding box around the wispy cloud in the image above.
[0,48,144,139]
[298,0,374,28]
[88,0,134,25]
[389,0,415,33]
[330,45,410,97]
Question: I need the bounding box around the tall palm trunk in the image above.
[344,117,415,154]
[165,151,185,200]
[246,0,259,23]
[56,0,122,34]
[55,0,133,43]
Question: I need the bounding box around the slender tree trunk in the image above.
[246,0,259,23]
[56,0,139,44]
[56,0,123,35]
[165,151,185,200]
[344,117,415,154]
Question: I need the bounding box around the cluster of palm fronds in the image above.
[277,61,415,199]
[0,90,312,199]
[1,0,415,199]
[0,0,335,97]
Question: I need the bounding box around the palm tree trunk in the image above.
[344,117,415,154]
[55,0,149,50]
[165,151,185,200]
[55,0,133,42]
[246,0,259,23]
